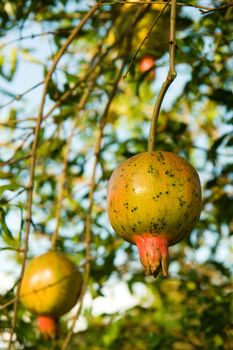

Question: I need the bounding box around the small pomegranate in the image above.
[138,54,156,80]
[20,251,82,338]
[107,151,202,278]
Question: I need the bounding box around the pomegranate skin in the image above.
[20,251,82,316]
[107,151,202,277]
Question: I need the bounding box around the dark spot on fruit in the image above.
[192,216,197,223]
[147,164,155,174]
[158,152,164,160]
[166,191,169,194]
[165,169,174,177]
[178,197,186,207]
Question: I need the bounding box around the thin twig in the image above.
[4,188,27,203]
[0,131,33,166]
[0,29,74,50]
[214,4,232,48]
[148,0,177,152]
[61,60,126,350]
[0,81,44,109]
[7,2,103,349]
[0,118,36,125]
[123,1,170,79]
[49,46,107,248]
[0,155,31,167]
[199,0,233,14]
[42,40,107,122]
[103,0,233,13]
[51,78,97,249]
[0,123,33,130]
[0,297,17,310]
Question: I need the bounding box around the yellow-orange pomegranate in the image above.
[107,151,202,277]
[20,251,82,338]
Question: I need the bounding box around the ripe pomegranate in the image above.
[107,151,202,278]
[138,54,156,80]
[20,251,82,338]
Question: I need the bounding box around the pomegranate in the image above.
[20,251,82,338]
[138,54,156,80]
[107,151,202,278]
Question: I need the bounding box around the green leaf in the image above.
[0,184,19,196]
[0,208,20,249]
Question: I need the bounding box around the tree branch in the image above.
[7,2,104,348]
[148,0,177,152]
[61,60,126,350]
[103,0,233,13]
[51,76,97,249]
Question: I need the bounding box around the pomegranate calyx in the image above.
[135,235,169,278]
[37,315,58,339]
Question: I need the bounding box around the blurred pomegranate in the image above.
[20,251,82,338]
[138,54,156,80]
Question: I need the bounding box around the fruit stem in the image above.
[148,0,177,152]
[135,235,169,278]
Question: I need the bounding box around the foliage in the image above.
[0,1,232,349]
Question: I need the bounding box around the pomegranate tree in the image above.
[107,151,202,278]
[20,251,82,338]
